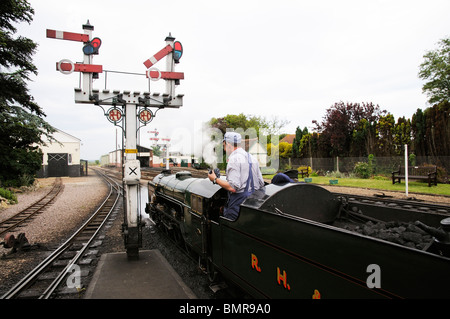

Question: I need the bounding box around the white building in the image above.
[36,129,82,177]
[105,145,152,168]
[244,138,267,167]
[103,147,199,168]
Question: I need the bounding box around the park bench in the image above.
[298,166,310,178]
[283,167,310,180]
[392,165,437,187]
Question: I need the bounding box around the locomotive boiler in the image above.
[145,170,450,299]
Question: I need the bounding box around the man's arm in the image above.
[208,171,236,193]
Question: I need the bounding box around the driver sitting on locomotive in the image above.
[208,132,265,220]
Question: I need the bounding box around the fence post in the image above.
[405,144,408,197]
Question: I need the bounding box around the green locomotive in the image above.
[146,170,450,299]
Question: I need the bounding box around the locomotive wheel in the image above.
[3,233,15,248]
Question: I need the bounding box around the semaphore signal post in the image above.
[46,21,184,259]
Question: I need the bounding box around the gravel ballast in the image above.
[0,171,108,296]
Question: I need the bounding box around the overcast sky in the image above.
[17,0,450,160]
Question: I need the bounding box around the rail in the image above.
[1,170,122,299]
[0,178,63,237]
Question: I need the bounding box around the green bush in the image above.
[326,170,343,178]
[0,187,17,204]
[354,162,371,179]
[311,171,319,177]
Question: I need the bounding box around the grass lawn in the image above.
[263,175,450,197]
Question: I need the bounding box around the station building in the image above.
[104,145,152,168]
[102,146,199,168]
[36,128,85,178]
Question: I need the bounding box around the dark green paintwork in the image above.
[148,172,450,299]
[216,207,450,298]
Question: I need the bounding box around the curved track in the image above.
[1,170,122,299]
[0,178,63,237]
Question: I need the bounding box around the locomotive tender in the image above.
[145,170,450,299]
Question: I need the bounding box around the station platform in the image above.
[84,249,197,299]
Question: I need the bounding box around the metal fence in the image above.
[280,156,450,177]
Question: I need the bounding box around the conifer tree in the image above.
[0,0,55,186]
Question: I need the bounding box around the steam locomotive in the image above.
[145,170,450,299]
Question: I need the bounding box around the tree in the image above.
[432,101,450,156]
[151,145,162,157]
[375,113,395,156]
[278,142,292,158]
[392,117,411,155]
[210,113,289,139]
[209,112,290,155]
[411,108,427,156]
[292,126,308,158]
[298,133,316,158]
[418,37,450,105]
[424,101,450,157]
[351,118,377,157]
[0,0,56,186]
[313,101,385,157]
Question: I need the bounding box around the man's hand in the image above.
[207,171,216,182]
[207,169,236,193]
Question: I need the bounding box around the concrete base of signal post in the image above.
[123,226,141,260]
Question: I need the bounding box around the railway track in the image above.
[0,170,122,299]
[0,178,63,238]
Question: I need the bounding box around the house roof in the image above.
[280,134,295,144]
[41,128,81,143]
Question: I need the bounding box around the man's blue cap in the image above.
[223,132,242,144]
[271,173,294,185]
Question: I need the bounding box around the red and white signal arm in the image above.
[138,109,153,124]
[107,107,123,123]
